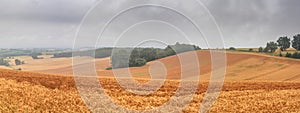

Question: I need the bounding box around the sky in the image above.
[0,0,300,48]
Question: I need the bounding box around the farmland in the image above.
[0,50,300,112]
[0,68,300,112]
[98,50,300,81]
[8,55,111,75]
[2,0,300,112]
[7,50,300,81]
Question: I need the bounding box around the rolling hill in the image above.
[1,50,300,112]
[97,50,300,81]
[7,50,300,82]
[0,68,300,112]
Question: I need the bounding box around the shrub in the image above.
[15,59,22,65]
[0,58,10,66]
[263,47,269,53]
[292,52,300,59]
[249,48,254,52]
[285,52,292,57]
[31,53,43,59]
[106,67,112,70]
[286,52,300,59]
[258,47,263,52]
[229,47,236,51]
[279,52,283,57]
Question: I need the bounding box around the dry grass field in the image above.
[11,55,111,75]
[1,50,300,112]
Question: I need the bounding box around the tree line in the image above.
[0,58,10,66]
[111,42,201,68]
[259,34,300,59]
[53,48,113,58]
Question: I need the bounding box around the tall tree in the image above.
[266,41,278,53]
[292,34,300,50]
[277,36,290,51]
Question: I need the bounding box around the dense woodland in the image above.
[52,43,201,68]
[111,43,201,68]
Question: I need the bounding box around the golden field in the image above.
[0,69,300,112]
[8,51,300,81]
[8,55,111,75]
[1,50,300,112]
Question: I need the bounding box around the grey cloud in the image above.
[0,0,300,48]
[207,0,300,47]
[0,0,98,23]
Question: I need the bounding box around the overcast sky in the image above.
[0,0,300,48]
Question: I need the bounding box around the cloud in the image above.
[0,0,300,48]
[207,0,300,47]
[0,0,99,48]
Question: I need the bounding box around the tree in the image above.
[193,45,201,50]
[292,52,300,59]
[164,45,176,56]
[111,49,130,68]
[258,47,263,52]
[286,52,300,59]
[277,36,291,51]
[129,58,146,67]
[140,48,158,61]
[266,41,278,53]
[15,59,22,65]
[229,47,236,51]
[31,53,43,59]
[249,48,253,52]
[286,52,292,57]
[279,52,283,57]
[0,58,10,66]
[292,34,300,50]
[263,47,269,53]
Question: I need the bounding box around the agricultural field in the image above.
[232,47,299,57]
[7,50,300,81]
[7,55,111,75]
[2,0,300,112]
[0,50,300,112]
[0,68,300,112]
[97,50,300,81]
